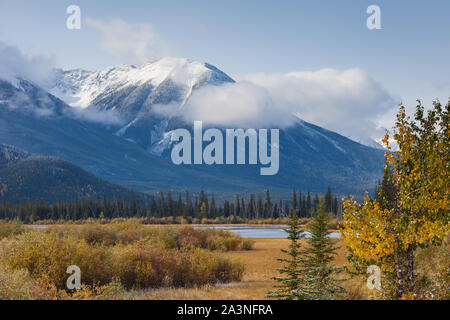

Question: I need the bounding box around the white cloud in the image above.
[154,68,397,144]
[240,68,398,142]
[86,18,163,65]
[64,107,125,125]
[178,81,295,128]
[0,42,54,87]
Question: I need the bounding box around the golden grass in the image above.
[140,237,357,300]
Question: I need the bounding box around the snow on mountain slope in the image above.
[49,59,387,152]
[49,57,235,152]
[50,57,233,110]
[350,136,385,150]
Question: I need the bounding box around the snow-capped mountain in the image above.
[349,136,385,150]
[0,60,385,196]
[51,58,233,111]
[49,58,384,153]
[50,58,234,153]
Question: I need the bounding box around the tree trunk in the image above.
[393,241,405,298]
[406,242,416,293]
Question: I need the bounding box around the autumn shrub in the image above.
[240,239,255,250]
[0,262,39,299]
[223,236,241,251]
[0,222,249,296]
[112,241,244,289]
[0,262,68,300]
[180,248,220,286]
[0,230,114,289]
[172,247,244,287]
[206,236,227,251]
[72,241,114,286]
[108,220,147,244]
[0,231,76,289]
[70,279,128,300]
[112,241,168,289]
[0,220,25,239]
[80,224,118,246]
[214,255,245,283]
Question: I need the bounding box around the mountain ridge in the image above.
[0,144,147,203]
[0,59,385,197]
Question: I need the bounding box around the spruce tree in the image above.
[266,211,305,300]
[300,200,346,300]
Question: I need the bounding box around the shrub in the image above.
[112,242,166,289]
[0,222,249,295]
[178,226,208,249]
[240,239,255,250]
[80,224,118,246]
[0,231,76,289]
[0,230,114,290]
[0,220,25,239]
[73,241,114,286]
[112,242,244,289]
[70,279,127,300]
[0,262,38,299]
[223,236,241,251]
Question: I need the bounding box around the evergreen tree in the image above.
[248,194,256,219]
[176,192,183,217]
[300,200,346,300]
[301,194,307,217]
[241,198,246,219]
[256,194,263,219]
[292,188,297,215]
[223,200,230,217]
[210,195,217,218]
[306,191,312,218]
[199,202,207,220]
[265,189,272,218]
[167,190,173,217]
[235,194,241,217]
[266,211,305,300]
[324,187,332,213]
[150,196,157,217]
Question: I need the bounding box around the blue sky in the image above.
[0,0,449,142]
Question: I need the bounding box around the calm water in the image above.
[194,225,341,239]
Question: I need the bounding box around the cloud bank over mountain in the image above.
[151,81,295,128]
[0,42,54,88]
[240,68,397,142]
[158,67,396,142]
[1,40,396,144]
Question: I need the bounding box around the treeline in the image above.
[0,187,342,223]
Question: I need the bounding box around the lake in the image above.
[194,225,341,239]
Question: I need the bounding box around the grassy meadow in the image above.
[0,219,447,300]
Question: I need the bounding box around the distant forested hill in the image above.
[0,144,145,203]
